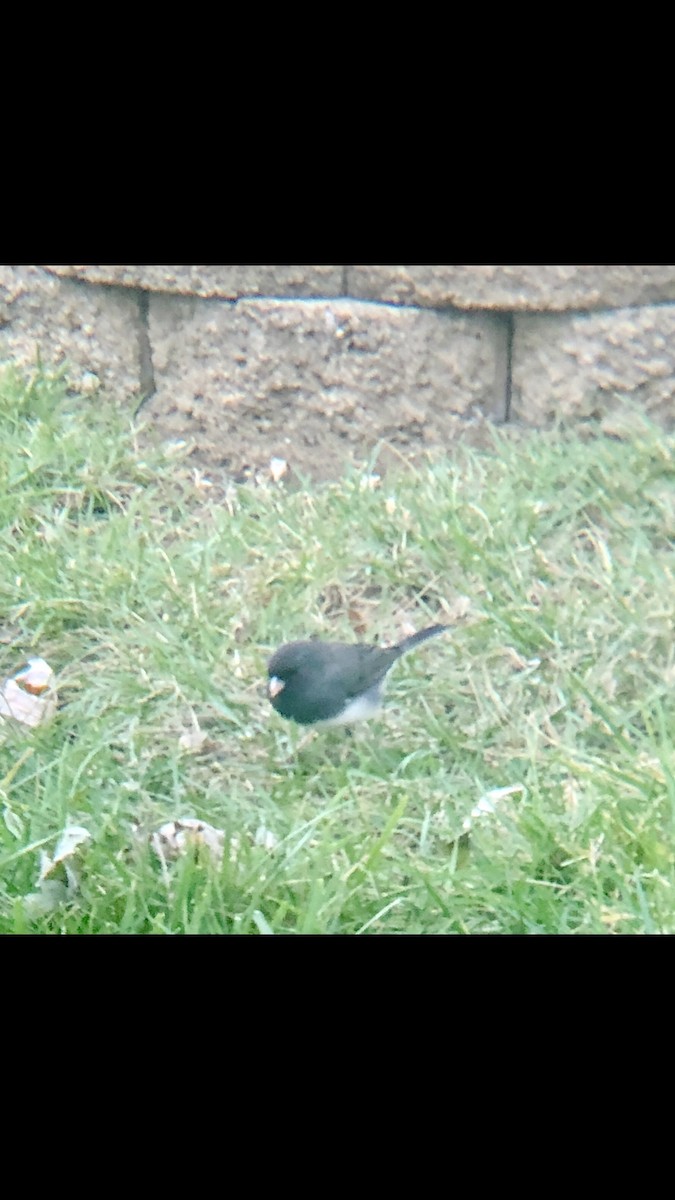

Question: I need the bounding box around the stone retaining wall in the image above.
[1,265,673,479]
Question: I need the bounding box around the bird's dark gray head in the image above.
[267,642,322,705]
[267,640,313,683]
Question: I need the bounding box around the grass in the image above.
[0,361,674,933]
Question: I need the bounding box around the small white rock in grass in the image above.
[359,473,381,491]
[254,825,279,851]
[269,457,288,483]
[79,371,100,394]
[0,657,57,731]
[178,719,208,752]
[178,728,208,752]
[151,818,225,866]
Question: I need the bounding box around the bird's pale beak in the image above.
[268,676,285,699]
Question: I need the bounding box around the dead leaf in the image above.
[0,657,57,730]
[562,778,581,816]
[24,879,70,918]
[348,605,369,635]
[441,595,472,622]
[51,825,92,867]
[13,657,53,695]
[23,824,91,918]
[151,818,225,866]
[462,784,527,832]
[600,906,633,928]
[38,825,92,887]
[503,646,541,671]
[192,468,214,491]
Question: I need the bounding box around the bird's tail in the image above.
[396,624,449,656]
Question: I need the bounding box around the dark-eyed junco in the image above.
[267,624,449,727]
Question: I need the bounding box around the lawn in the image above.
[1,362,673,933]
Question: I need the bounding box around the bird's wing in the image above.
[340,645,399,698]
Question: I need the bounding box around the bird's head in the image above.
[266,641,310,702]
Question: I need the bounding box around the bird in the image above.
[267,624,449,727]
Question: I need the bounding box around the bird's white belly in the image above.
[320,691,382,726]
